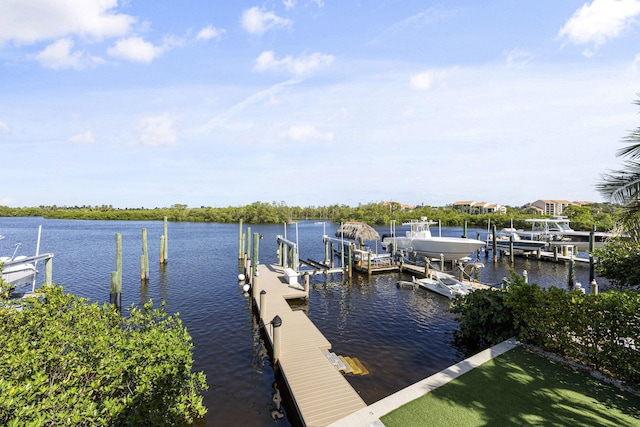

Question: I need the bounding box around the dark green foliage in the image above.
[451,273,640,385]
[449,287,516,347]
[593,239,640,290]
[0,285,207,426]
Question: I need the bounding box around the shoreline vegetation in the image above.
[0,201,618,231]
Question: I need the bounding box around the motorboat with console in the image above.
[381,218,485,261]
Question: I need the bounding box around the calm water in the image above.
[0,217,605,426]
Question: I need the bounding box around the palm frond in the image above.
[597,160,640,203]
[617,132,640,158]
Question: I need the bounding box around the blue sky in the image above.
[1,0,640,209]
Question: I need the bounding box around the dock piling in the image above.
[568,256,575,288]
[272,315,282,363]
[162,216,168,264]
[110,233,122,311]
[45,257,52,286]
[260,290,267,322]
[252,232,260,279]
[303,272,310,300]
[238,219,244,264]
[492,225,497,263]
[509,234,515,265]
[141,228,149,282]
[589,225,595,284]
[160,235,165,264]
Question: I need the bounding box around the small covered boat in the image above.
[411,271,474,299]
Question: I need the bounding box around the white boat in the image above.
[487,228,548,252]
[381,218,485,261]
[514,217,617,251]
[411,271,474,299]
[1,226,51,293]
[0,254,37,287]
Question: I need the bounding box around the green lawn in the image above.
[381,346,640,427]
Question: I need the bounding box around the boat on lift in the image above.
[1,225,53,294]
[381,218,485,261]
[411,271,474,299]
[487,228,548,252]
[512,217,617,251]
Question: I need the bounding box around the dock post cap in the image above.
[260,289,266,294]
[272,315,282,328]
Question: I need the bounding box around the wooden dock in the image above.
[252,263,367,426]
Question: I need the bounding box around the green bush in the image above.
[452,273,640,385]
[0,285,207,426]
[449,285,516,347]
[593,240,640,290]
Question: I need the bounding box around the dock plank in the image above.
[253,263,366,426]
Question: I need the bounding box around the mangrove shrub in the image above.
[0,285,207,426]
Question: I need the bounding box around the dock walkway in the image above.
[253,263,367,426]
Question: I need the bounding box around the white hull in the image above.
[386,236,485,261]
[0,256,37,287]
[412,272,473,299]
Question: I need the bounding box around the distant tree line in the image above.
[0,201,619,231]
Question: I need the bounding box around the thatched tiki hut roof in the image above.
[335,221,380,241]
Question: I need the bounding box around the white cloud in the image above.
[35,38,103,69]
[410,70,447,90]
[254,50,334,75]
[504,49,534,68]
[283,124,333,142]
[558,0,640,55]
[196,25,226,41]
[133,114,177,146]
[0,0,135,45]
[106,36,182,63]
[241,7,292,35]
[283,0,296,10]
[0,120,9,135]
[68,130,96,144]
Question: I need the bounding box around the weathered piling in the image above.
[568,256,575,288]
[509,234,515,265]
[161,216,169,264]
[303,272,310,300]
[160,235,166,264]
[110,233,122,311]
[238,219,244,265]
[272,315,282,363]
[492,225,497,263]
[246,227,252,272]
[589,225,595,284]
[260,290,267,322]
[140,228,149,282]
[45,257,52,286]
[252,232,260,279]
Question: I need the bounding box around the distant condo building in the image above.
[527,199,595,215]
